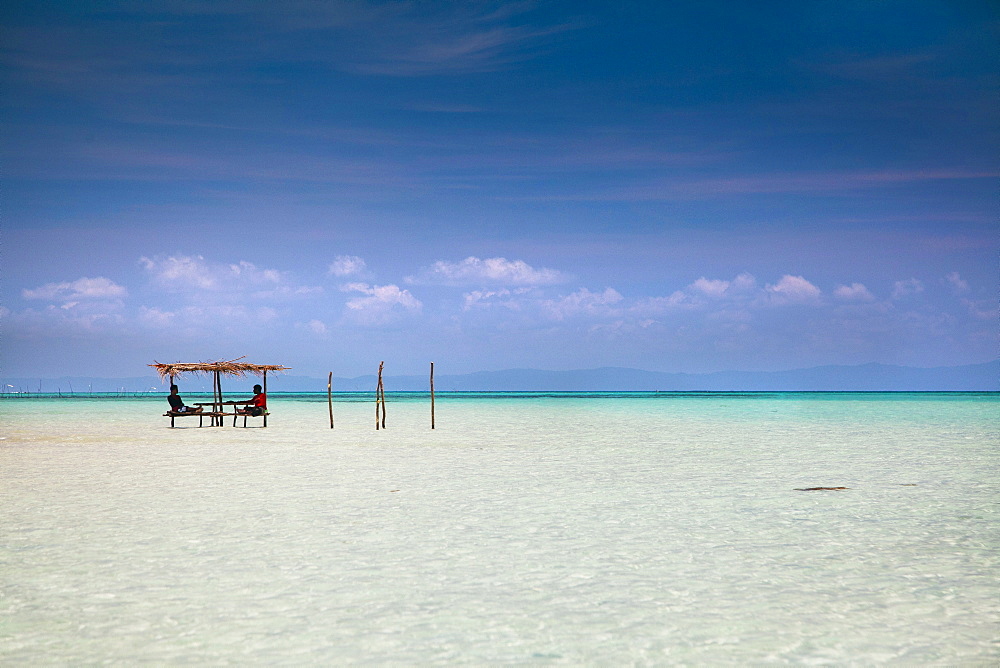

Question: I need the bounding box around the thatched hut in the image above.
[150,357,290,427]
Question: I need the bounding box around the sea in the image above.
[1,391,997,665]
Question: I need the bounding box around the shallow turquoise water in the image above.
[1,393,998,664]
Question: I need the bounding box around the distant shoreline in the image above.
[3,360,997,393]
[3,390,998,400]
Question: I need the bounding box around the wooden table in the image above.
[194,401,263,427]
[194,401,248,426]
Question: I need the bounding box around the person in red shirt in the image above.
[239,384,266,416]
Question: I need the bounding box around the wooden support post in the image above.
[216,371,222,427]
[215,370,224,427]
[328,372,334,429]
[430,362,435,430]
[209,371,214,426]
[219,371,225,426]
[263,370,268,428]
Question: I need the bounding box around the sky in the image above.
[2,0,997,379]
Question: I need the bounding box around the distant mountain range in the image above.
[4,360,997,393]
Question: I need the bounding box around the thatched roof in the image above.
[149,357,290,380]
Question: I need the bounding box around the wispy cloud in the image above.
[892,278,924,300]
[136,304,279,334]
[328,255,368,277]
[411,256,568,286]
[344,6,580,76]
[679,169,999,196]
[814,53,937,82]
[961,298,997,321]
[454,271,830,330]
[299,319,329,337]
[10,276,129,336]
[509,167,999,203]
[944,271,969,294]
[462,288,531,311]
[139,255,319,300]
[23,277,126,304]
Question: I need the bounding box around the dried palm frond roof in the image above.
[149,357,290,380]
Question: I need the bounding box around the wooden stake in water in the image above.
[430,361,436,430]
[375,361,385,430]
[328,371,334,429]
[379,362,386,429]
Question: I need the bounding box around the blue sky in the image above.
[2,1,997,378]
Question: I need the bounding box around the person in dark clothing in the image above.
[167,384,202,413]
[238,384,266,416]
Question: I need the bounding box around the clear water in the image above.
[2,393,998,665]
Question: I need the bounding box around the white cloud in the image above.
[140,255,217,290]
[413,256,567,286]
[344,283,422,309]
[328,255,367,277]
[463,288,518,311]
[728,273,758,293]
[892,278,924,299]
[23,276,126,303]
[542,287,623,321]
[689,273,756,299]
[766,275,821,305]
[342,283,422,325]
[141,255,284,291]
[945,272,969,294]
[833,282,875,302]
[633,274,757,314]
[624,272,822,314]
[230,261,281,284]
[690,277,730,297]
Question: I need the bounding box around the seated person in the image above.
[167,384,203,413]
[238,384,266,416]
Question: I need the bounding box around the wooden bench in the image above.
[233,410,270,428]
[163,411,226,428]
